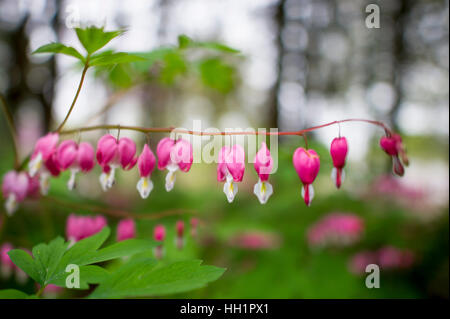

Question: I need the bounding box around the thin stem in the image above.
[302,133,308,149]
[36,284,46,298]
[42,196,196,220]
[59,118,393,137]
[0,94,20,170]
[56,60,90,133]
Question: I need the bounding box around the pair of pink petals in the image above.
[293,147,320,206]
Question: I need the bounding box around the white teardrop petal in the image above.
[137,177,154,199]
[99,172,110,192]
[165,170,176,192]
[28,152,42,177]
[223,180,238,203]
[67,169,79,191]
[5,194,17,216]
[39,173,50,195]
[253,179,273,204]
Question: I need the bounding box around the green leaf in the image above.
[177,35,240,53]
[178,35,192,49]
[88,256,226,298]
[196,41,240,53]
[160,51,187,84]
[131,48,175,72]
[51,265,110,289]
[0,289,30,299]
[83,239,155,264]
[76,27,124,54]
[89,51,145,67]
[33,42,85,61]
[198,58,236,93]
[8,249,41,283]
[8,227,154,290]
[109,64,133,88]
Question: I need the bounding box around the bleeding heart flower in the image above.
[156,137,193,192]
[136,144,156,199]
[380,134,407,176]
[66,214,107,243]
[2,171,29,216]
[57,140,95,190]
[0,243,15,278]
[28,133,60,195]
[28,133,59,177]
[293,147,320,206]
[330,137,348,189]
[96,134,137,191]
[307,212,364,248]
[217,145,245,203]
[153,224,166,259]
[117,219,136,241]
[253,142,274,204]
[175,220,184,250]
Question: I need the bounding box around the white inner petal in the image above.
[137,177,154,199]
[223,180,238,203]
[253,179,273,204]
[107,166,117,188]
[39,172,50,195]
[301,184,315,206]
[28,152,43,177]
[67,169,79,191]
[165,170,176,192]
[5,193,17,216]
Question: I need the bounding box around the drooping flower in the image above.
[330,137,348,189]
[379,134,408,176]
[217,145,245,203]
[253,142,274,204]
[26,174,41,199]
[28,133,61,195]
[156,137,193,192]
[66,214,107,243]
[28,133,59,177]
[349,246,415,275]
[39,284,63,298]
[96,134,137,191]
[136,144,156,199]
[190,217,199,237]
[117,219,136,241]
[292,147,320,206]
[228,231,281,250]
[0,243,14,278]
[57,140,95,190]
[2,171,29,216]
[307,213,364,248]
[175,220,184,250]
[153,224,166,259]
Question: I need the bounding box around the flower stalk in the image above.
[58,118,393,137]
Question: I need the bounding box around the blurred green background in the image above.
[0,0,448,298]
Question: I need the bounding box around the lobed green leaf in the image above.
[32,42,85,61]
[75,27,124,54]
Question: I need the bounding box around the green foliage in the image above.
[89,51,145,67]
[75,27,124,55]
[198,58,235,93]
[33,26,138,69]
[177,35,240,53]
[89,255,226,298]
[0,289,31,299]
[32,42,84,61]
[4,227,225,298]
[8,227,153,287]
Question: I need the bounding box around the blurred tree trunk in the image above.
[268,0,285,129]
[389,0,410,132]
